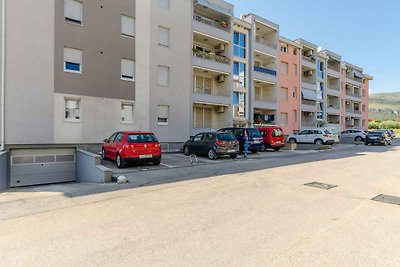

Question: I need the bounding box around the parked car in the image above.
[365,130,392,146]
[287,129,335,145]
[339,129,367,142]
[319,127,340,143]
[183,132,239,160]
[257,126,285,152]
[217,127,263,153]
[102,131,162,168]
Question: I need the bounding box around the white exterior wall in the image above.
[5,0,55,144]
[54,93,136,143]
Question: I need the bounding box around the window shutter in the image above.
[65,0,82,22]
[158,26,170,46]
[121,59,135,79]
[122,103,133,122]
[158,105,169,118]
[64,48,82,64]
[204,108,212,128]
[121,15,135,37]
[158,66,169,86]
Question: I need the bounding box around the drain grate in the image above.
[304,181,337,190]
[372,194,400,206]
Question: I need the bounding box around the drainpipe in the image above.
[0,0,5,151]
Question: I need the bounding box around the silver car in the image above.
[288,129,335,145]
[339,129,367,142]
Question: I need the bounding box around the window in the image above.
[194,76,212,93]
[293,87,298,98]
[64,47,82,73]
[158,26,170,47]
[121,59,135,81]
[64,98,81,121]
[158,0,170,9]
[280,44,287,53]
[233,62,246,88]
[294,64,298,76]
[158,105,169,125]
[280,87,288,101]
[233,92,245,106]
[121,15,135,38]
[115,133,124,143]
[317,60,324,79]
[293,48,297,55]
[158,65,170,86]
[280,113,288,126]
[121,102,134,123]
[281,62,288,75]
[194,107,212,128]
[193,133,203,142]
[234,32,246,58]
[64,0,82,25]
[293,110,297,122]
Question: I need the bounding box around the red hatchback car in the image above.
[102,131,162,168]
[257,126,285,152]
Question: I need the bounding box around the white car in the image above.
[339,129,367,142]
[288,129,335,145]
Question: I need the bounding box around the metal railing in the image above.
[193,50,231,65]
[254,66,277,76]
[193,86,230,97]
[193,14,231,32]
[255,38,277,49]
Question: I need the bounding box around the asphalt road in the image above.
[1,142,400,266]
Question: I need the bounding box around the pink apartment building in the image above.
[278,37,301,134]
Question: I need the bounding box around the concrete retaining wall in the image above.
[76,149,112,183]
[0,152,7,192]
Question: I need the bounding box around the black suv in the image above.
[183,132,239,160]
[217,127,263,153]
[365,130,392,146]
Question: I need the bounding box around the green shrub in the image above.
[368,121,380,129]
[380,120,400,129]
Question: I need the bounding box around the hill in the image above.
[369,92,400,121]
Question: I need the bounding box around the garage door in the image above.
[10,148,76,187]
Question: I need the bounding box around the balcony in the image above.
[254,95,276,103]
[253,95,277,110]
[254,66,276,76]
[193,14,230,32]
[253,65,278,84]
[193,86,229,97]
[327,105,340,115]
[193,50,230,65]
[302,56,316,69]
[328,64,340,72]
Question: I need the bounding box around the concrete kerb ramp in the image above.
[76,149,112,183]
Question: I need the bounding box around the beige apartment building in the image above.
[0,0,372,190]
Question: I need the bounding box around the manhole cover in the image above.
[304,181,337,190]
[372,194,400,205]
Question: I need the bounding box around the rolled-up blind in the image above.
[65,0,82,22]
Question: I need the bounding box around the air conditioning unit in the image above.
[305,50,313,57]
[216,106,225,113]
[217,74,225,83]
[216,43,225,52]
[346,101,351,105]
[305,70,313,76]
[306,112,313,117]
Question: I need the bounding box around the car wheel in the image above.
[230,154,238,159]
[260,145,266,152]
[153,158,161,165]
[116,154,125,169]
[207,149,217,160]
[315,139,323,145]
[273,147,281,152]
[289,138,296,143]
[183,146,190,156]
[101,148,106,160]
[354,136,363,142]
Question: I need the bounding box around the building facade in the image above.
[0,0,373,188]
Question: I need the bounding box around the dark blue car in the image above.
[217,127,263,153]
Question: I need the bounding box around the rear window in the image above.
[369,132,382,136]
[324,130,331,134]
[217,133,237,141]
[272,128,283,137]
[127,134,158,143]
[246,128,262,138]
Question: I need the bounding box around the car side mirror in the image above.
[103,139,109,143]
[189,136,194,141]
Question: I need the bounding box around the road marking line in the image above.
[160,163,176,168]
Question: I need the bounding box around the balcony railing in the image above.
[255,38,277,49]
[254,66,277,76]
[254,96,277,103]
[193,14,230,32]
[346,75,363,83]
[327,85,340,91]
[301,99,316,106]
[193,86,229,97]
[345,91,362,98]
[193,50,230,65]
[327,105,340,110]
[302,77,316,85]
[302,56,316,63]
[327,65,340,72]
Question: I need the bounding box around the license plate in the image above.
[276,141,281,144]
[228,149,236,153]
[139,154,152,159]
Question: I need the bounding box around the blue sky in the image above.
[228,0,400,94]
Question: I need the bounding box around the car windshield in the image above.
[127,134,158,143]
[369,132,382,136]
[246,128,262,138]
[217,133,237,141]
[272,129,283,137]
